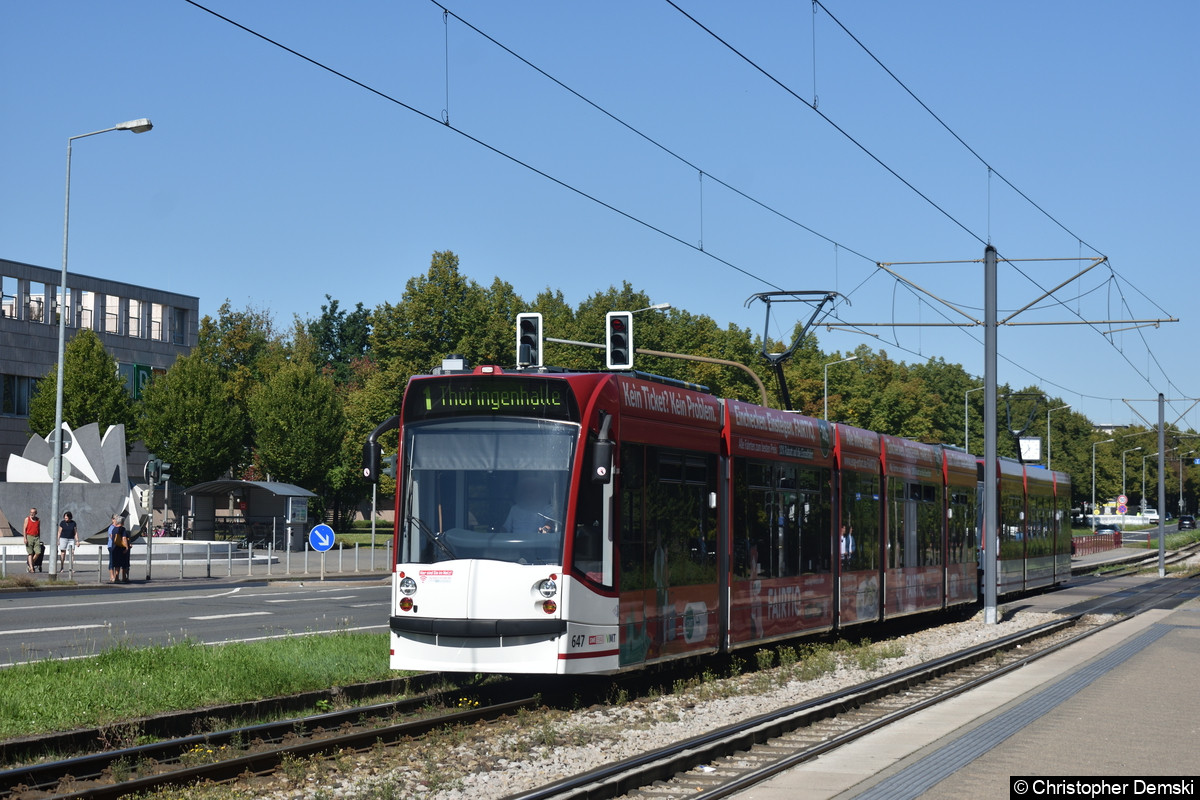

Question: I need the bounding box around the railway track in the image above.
[501,572,1199,800]
[0,675,543,800]
[5,565,1195,800]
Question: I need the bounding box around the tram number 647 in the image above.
[570,635,587,649]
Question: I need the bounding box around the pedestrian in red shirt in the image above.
[23,508,43,573]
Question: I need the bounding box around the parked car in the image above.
[1178,514,1196,530]
[1094,523,1122,536]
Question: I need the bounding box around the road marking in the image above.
[0,587,243,614]
[0,623,109,636]
[264,595,357,603]
[188,612,274,621]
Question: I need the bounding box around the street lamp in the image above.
[824,355,858,421]
[1179,451,1195,516]
[632,302,671,314]
[49,118,154,578]
[1142,451,1160,515]
[964,386,984,451]
[1046,404,1070,472]
[1121,447,1142,500]
[1091,438,1114,531]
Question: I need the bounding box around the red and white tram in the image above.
[367,365,1071,675]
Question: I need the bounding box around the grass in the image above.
[333,532,392,547]
[0,632,397,740]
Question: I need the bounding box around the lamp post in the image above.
[1179,451,1195,516]
[1091,438,1114,531]
[964,386,984,451]
[1142,451,1160,515]
[1121,447,1142,501]
[1046,404,1070,471]
[49,118,153,578]
[632,302,671,314]
[824,355,858,421]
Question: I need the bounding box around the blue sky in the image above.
[3,1,1196,428]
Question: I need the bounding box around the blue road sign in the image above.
[309,523,335,552]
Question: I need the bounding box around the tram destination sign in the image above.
[407,376,579,423]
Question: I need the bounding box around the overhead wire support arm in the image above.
[746,290,845,411]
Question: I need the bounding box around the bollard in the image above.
[98,547,103,584]
[286,542,291,575]
[206,542,212,579]
[355,542,360,573]
[267,544,273,576]
[338,541,344,574]
[304,543,310,575]
[179,541,185,580]
[227,543,233,577]
[248,543,254,576]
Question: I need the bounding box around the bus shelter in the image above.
[184,480,316,550]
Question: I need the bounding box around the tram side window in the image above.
[619,443,648,591]
[1055,492,1072,556]
[733,458,831,578]
[948,488,978,565]
[917,483,943,567]
[648,448,718,587]
[840,471,880,571]
[1000,487,1025,559]
[1028,494,1051,557]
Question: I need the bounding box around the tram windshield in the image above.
[398,418,576,565]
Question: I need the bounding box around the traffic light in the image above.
[382,452,398,479]
[605,311,634,370]
[516,312,543,367]
[159,462,171,483]
[137,486,152,511]
[144,457,161,483]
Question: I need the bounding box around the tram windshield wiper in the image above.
[409,514,456,561]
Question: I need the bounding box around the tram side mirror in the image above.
[591,440,613,483]
[362,440,381,484]
[362,414,400,485]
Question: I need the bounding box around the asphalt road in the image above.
[0,579,391,667]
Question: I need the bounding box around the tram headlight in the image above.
[399,576,418,596]
[536,578,558,598]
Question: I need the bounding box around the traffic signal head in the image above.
[159,462,171,483]
[381,452,398,479]
[605,311,634,370]
[144,457,161,483]
[137,486,152,511]
[516,312,543,367]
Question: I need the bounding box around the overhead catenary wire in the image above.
[666,0,1183,418]
[181,0,1182,421]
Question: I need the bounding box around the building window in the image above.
[0,375,36,417]
[172,307,188,345]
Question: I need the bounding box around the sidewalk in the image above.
[0,536,392,586]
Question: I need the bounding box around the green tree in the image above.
[371,251,480,371]
[306,295,371,384]
[248,361,346,492]
[138,352,247,486]
[28,329,134,440]
[195,301,287,409]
